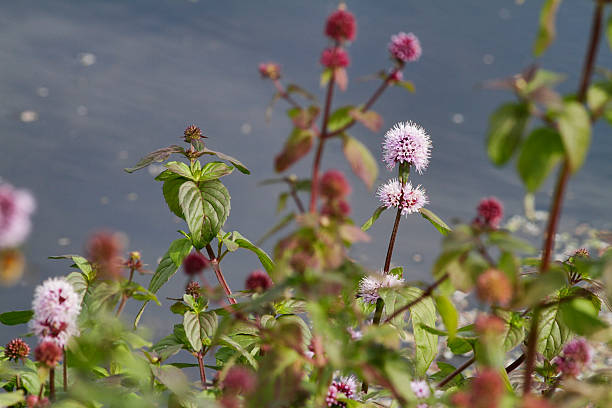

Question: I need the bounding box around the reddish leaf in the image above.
[274,128,315,172]
[342,134,378,189]
[288,106,320,130]
[350,109,383,132]
[335,67,348,91]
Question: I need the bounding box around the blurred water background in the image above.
[1,0,611,348]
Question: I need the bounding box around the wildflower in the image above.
[34,341,62,367]
[474,197,504,229]
[471,369,504,408]
[183,125,204,142]
[377,179,428,215]
[358,272,403,304]
[321,199,351,219]
[182,252,210,276]
[475,314,506,337]
[258,62,281,80]
[476,269,512,306]
[87,230,124,280]
[30,277,80,347]
[326,376,358,407]
[222,366,256,394]
[26,396,49,408]
[320,47,350,68]
[410,380,430,398]
[382,121,432,173]
[390,70,403,82]
[185,281,201,299]
[324,8,356,42]
[4,338,30,361]
[572,248,590,258]
[320,169,351,199]
[389,32,422,62]
[0,182,35,249]
[552,338,592,377]
[245,269,273,292]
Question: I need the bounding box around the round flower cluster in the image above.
[185,281,201,299]
[30,277,81,347]
[4,338,30,361]
[410,380,430,399]
[451,368,503,408]
[319,169,352,220]
[358,271,404,304]
[34,341,63,368]
[326,376,357,408]
[87,230,124,280]
[258,62,281,80]
[320,48,350,68]
[0,182,36,249]
[476,268,512,306]
[324,8,356,43]
[473,197,504,229]
[184,125,204,142]
[474,314,506,337]
[182,252,210,276]
[382,121,432,173]
[222,366,256,394]
[552,338,592,377]
[377,179,428,216]
[388,32,422,62]
[245,269,273,292]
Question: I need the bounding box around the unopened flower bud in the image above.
[474,197,504,229]
[183,125,204,143]
[34,341,62,368]
[258,62,281,80]
[475,314,506,337]
[389,32,422,63]
[185,281,201,299]
[245,269,273,292]
[87,230,123,280]
[320,48,350,68]
[476,268,512,306]
[4,338,29,361]
[324,8,356,42]
[222,366,256,394]
[320,169,351,199]
[182,252,210,276]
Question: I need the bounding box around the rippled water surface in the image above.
[1,0,611,343]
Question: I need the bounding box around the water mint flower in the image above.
[474,197,504,229]
[389,32,422,62]
[0,182,35,249]
[552,338,592,377]
[245,269,273,292]
[377,179,428,215]
[358,271,403,304]
[383,121,432,173]
[411,380,430,398]
[326,376,358,407]
[321,48,350,68]
[325,8,356,42]
[4,338,30,361]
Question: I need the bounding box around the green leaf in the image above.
[220,335,259,369]
[486,103,530,165]
[288,105,320,130]
[488,230,535,254]
[497,311,525,352]
[515,267,567,308]
[517,127,565,192]
[537,303,571,359]
[557,101,591,173]
[341,134,378,189]
[165,161,194,180]
[533,0,562,57]
[232,231,275,273]
[124,145,184,173]
[410,292,438,376]
[49,254,94,280]
[162,177,188,218]
[327,106,354,133]
[361,206,386,231]
[0,390,24,406]
[320,68,333,87]
[419,208,451,236]
[397,80,415,93]
[199,161,234,182]
[560,298,608,336]
[274,128,315,172]
[66,271,88,302]
[286,83,317,101]
[178,180,231,248]
[200,147,250,175]
[430,362,464,388]
[435,295,458,339]
[0,310,33,326]
[183,311,203,352]
[607,13,612,52]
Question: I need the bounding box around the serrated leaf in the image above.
[408,289,438,376]
[327,106,355,133]
[162,177,187,218]
[435,295,458,339]
[486,103,530,165]
[49,254,94,280]
[274,128,315,172]
[232,231,275,273]
[537,303,571,359]
[124,145,184,173]
[419,208,451,236]
[199,161,234,181]
[361,206,386,231]
[66,271,88,303]
[220,335,259,369]
[183,311,203,352]
[517,127,565,192]
[165,161,194,180]
[557,101,591,172]
[0,310,33,326]
[342,134,378,189]
[533,0,562,57]
[560,298,608,336]
[200,147,250,174]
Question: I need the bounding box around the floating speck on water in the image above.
[20,110,38,123]
[148,164,163,177]
[412,253,423,263]
[58,237,71,246]
[483,54,495,65]
[78,52,96,66]
[127,192,138,201]
[100,196,109,205]
[451,113,464,124]
[37,87,49,97]
[76,105,88,116]
[118,150,129,160]
[498,8,511,20]
[241,123,252,135]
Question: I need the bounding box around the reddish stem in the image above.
[196,351,207,387]
[49,368,55,400]
[205,245,236,305]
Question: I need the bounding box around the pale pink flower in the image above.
[0,183,35,249]
[326,375,358,407]
[383,121,432,173]
[377,179,428,215]
[411,380,430,398]
[389,32,422,62]
[552,338,592,377]
[358,271,403,304]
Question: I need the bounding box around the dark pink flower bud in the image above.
[185,281,201,299]
[34,341,62,368]
[471,369,504,407]
[474,197,504,229]
[552,338,592,377]
[245,269,273,292]
[476,268,512,306]
[184,125,204,143]
[475,314,506,337]
[258,62,281,80]
[325,8,356,42]
[4,338,29,361]
[389,70,403,82]
[321,199,351,219]
[320,48,350,68]
[320,169,351,199]
[388,32,422,63]
[222,366,256,394]
[182,252,210,276]
[87,230,124,280]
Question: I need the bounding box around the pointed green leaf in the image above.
[557,101,591,173]
[0,310,34,326]
[232,231,275,273]
[533,0,562,57]
[435,295,458,339]
[199,161,234,182]
[124,145,184,173]
[486,103,530,165]
[327,106,354,133]
[165,161,194,180]
[183,311,203,352]
[419,208,451,236]
[517,127,565,192]
[537,303,571,359]
[361,206,386,231]
[200,148,250,174]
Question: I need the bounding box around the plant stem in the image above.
[63,348,67,392]
[205,245,236,305]
[49,368,55,400]
[116,267,135,317]
[273,79,301,110]
[383,273,449,324]
[288,181,305,213]
[506,353,526,374]
[196,350,207,387]
[383,207,403,274]
[437,356,475,388]
[523,2,603,394]
[309,67,336,213]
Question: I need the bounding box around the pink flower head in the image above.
[377,179,428,216]
[326,376,358,407]
[222,366,256,394]
[321,47,350,68]
[30,277,81,347]
[476,268,512,307]
[474,197,504,229]
[245,269,273,292]
[258,62,281,80]
[383,121,432,173]
[182,252,210,276]
[321,199,351,219]
[389,69,403,82]
[87,230,124,280]
[389,32,422,62]
[410,380,430,399]
[325,8,356,42]
[358,271,403,304]
[0,183,35,249]
[320,169,351,199]
[34,341,62,368]
[552,338,592,377]
[4,338,30,361]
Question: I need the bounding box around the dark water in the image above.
[1,0,611,346]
